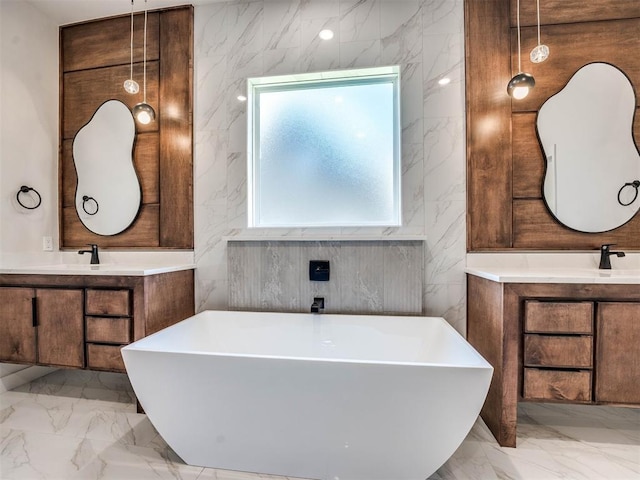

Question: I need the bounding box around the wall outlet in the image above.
[42,236,53,251]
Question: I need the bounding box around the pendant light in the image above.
[507,0,535,100]
[530,0,549,63]
[123,0,139,94]
[132,0,155,124]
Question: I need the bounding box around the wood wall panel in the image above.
[465,0,513,250]
[63,63,159,139]
[62,13,159,72]
[466,0,640,251]
[134,133,160,204]
[512,113,543,198]
[510,0,640,27]
[62,205,160,248]
[511,19,640,113]
[513,200,640,249]
[62,140,75,208]
[60,6,193,249]
[159,9,194,248]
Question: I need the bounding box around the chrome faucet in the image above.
[599,244,625,270]
[311,297,325,313]
[78,244,100,264]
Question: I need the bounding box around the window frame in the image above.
[247,65,401,228]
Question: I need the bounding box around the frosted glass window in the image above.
[248,66,401,228]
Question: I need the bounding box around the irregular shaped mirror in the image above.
[73,99,141,235]
[537,62,640,233]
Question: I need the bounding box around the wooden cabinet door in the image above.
[595,302,640,404]
[35,289,84,368]
[0,287,36,363]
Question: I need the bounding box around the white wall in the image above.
[193,0,467,332]
[0,0,59,381]
[0,0,59,263]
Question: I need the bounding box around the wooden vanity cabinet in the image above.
[85,288,133,372]
[0,288,37,364]
[35,288,84,368]
[595,302,640,404]
[467,275,640,447]
[0,287,84,368]
[522,300,593,402]
[0,269,194,373]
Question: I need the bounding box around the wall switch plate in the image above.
[309,260,330,281]
[42,236,53,251]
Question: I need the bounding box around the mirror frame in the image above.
[536,61,640,234]
[72,99,142,236]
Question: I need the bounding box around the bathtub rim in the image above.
[122,310,493,370]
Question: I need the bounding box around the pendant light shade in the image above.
[530,44,549,63]
[530,0,549,63]
[123,0,139,94]
[507,73,535,100]
[134,0,155,124]
[133,102,155,124]
[507,0,535,99]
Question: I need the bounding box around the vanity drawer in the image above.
[85,289,131,316]
[86,316,131,344]
[524,301,593,334]
[86,344,126,372]
[523,368,591,402]
[524,335,592,368]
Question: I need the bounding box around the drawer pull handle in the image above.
[32,297,38,327]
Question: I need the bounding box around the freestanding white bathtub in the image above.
[122,310,492,480]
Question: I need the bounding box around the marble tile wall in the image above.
[194,0,466,332]
[228,241,422,314]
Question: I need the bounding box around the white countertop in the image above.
[465,266,640,284]
[0,263,196,276]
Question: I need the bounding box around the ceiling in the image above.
[26,0,221,26]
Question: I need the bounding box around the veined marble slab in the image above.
[0,263,195,276]
[466,266,640,284]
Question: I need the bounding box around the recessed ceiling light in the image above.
[319,29,334,40]
[438,77,451,86]
[237,95,247,102]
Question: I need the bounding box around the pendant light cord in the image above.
[143,0,148,103]
[536,0,541,45]
[516,0,522,73]
[129,0,134,80]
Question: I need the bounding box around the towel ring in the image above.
[16,186,42,210]
[617,180,640,206]
[82,195,99,215]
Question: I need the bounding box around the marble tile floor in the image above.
[1,370,638,480]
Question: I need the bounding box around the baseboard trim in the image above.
[0,365,56,393]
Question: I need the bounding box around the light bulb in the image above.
[530,44,549,63]
[507,72,535,99]
[319,29,334,40]
[124,79,139,94]
[133,102,155,124]
[512,86,530,100]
